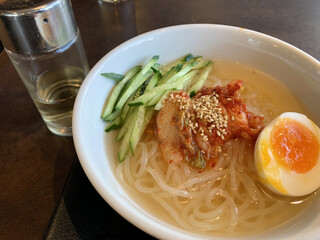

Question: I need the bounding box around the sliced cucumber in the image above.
[128,83,175,106]
[101,65,141,120]
[129,106,155,155]
[151,63,160,73]
[192,59,212,70]
[157,66,177,85]
[103,54,215,163]
[115,56,159,111]
[103,109,121,121]
[105,116,121,132]
[117,121,129,141]
[129,106,146,154]
[145,90,167,107]
[115,70,153,110]
[118,120,134,162]
[129,70,198,106]
[161,53,193,72]
[158,62,197,85]
[117,69,159,140]
[120,95,134,122]
[154,90,171,110]
[145,71,160,92]
[188,62,213,97]
[141,55,159,75]
[101,72,124,82]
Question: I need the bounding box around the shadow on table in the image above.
[44,158,155,240]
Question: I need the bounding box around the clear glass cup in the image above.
[0,0,89,136]
[6,31,89,136]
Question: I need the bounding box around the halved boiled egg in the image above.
[254,112,320,197]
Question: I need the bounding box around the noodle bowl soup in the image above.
[109,60,316,237]
[73,24,320,239]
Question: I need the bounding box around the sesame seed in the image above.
[170,89,232,142]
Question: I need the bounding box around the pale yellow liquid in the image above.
[33,66,84,136]
[110,60,316,237]
[206,60,311,116]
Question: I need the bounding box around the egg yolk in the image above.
[271,118,319,174]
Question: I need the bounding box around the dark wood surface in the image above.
[1,0,320,239]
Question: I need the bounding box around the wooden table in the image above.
[1,0,320,239]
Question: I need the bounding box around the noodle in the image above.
[114,61,315,237]
[119,136,280,234]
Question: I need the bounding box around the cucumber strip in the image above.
[115,70,153,110]
[139,72,160,106]
[120,72,158,155]
[154,90,171,110]
[138,108,154,139]
[118,119,134,162]
[129,70,198,106]
[161,53,193,72]
[103,109,121,121]
[143,108,155,127]
[190,56,203,63]
[101,72,124,82]
[174,69,199,90]
[147,63,199,106]
[118,105,142,162]
[183,53,195,62]
[115,58,159,111]
[117,106,136,141]
[101,65,141,119]
[141,55,159,75]
[120,95,134,122]
[146,90,169,107]
[157,66,177,85]
[177,70,198,92]
[159,62,197,85]
[118,71,158,137]
[188,62,213,96]
[176,64,183,72]
[130,107,154,154]
[128,84,174,106]
[151,63,160,73]
[118,77,159,159]
[120,84,145,121]
[129,106,146,154]
[105,116,121,132]
[192,60,212,70]
[120,67,151,101]
[145,71,160,92]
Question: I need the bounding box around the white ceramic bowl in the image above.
[73,24,320,239]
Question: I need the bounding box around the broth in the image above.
[108,59,317,237]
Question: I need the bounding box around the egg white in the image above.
[254,112,320,197]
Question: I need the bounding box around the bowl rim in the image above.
[73,23,320,239]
